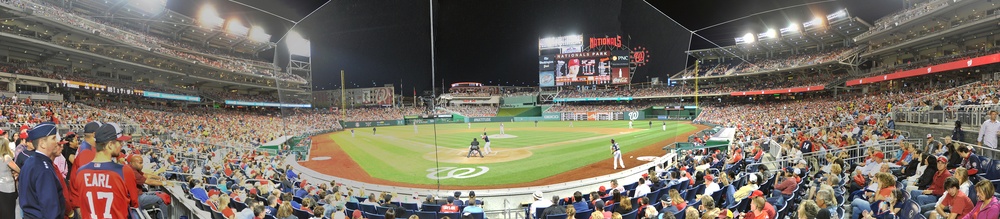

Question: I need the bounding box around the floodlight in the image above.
[198,4,224,28]
[765,29,777,38]
[226,19,249,36]
[249,26,271,42]
[743,33,755,43]
[287,30,310,57]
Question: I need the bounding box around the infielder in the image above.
[467,138,484,158]
[351,129,355,137]
[662,122,666,131]
[482,132,492,154]
[628,120,633,129]
[499,123,505,135]
[414,122,418,133]
[611,139,624,169]
[468,122,471,129]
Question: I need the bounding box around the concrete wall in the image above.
[895,122,979,144]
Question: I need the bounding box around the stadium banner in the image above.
[553,97,633,102]
[730,85,825,96]
[340,120,405,128]
[143,91,201,102]
[847,53,1000,86]
[224,100,311,108]
[610,50,630,67]
[513,116,560,122]
[619,111,645,120]
[467,117,514,123]
[542,113,562,120]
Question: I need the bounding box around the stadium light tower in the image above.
[249,26,271,42]
[765,29,777,39]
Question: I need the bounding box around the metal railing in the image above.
[895,104,1000,127]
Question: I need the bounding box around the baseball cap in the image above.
[926,134,933,138]
[873,152,885,159]
[447,196,455,203]
[0,129,5,135]
[749,190,764,198]
[798,159,807,165]
[569,59,580,66]
[793,168,801,175]
[454,191,462,198]
[704,175,714,182]
[599,186,606,193]
[659,194,670,203]
[27,122,59,141]
[936,156,948,163]
[83,121,103,134]
[533,191,543,199]
[748,174,758,183]
[594,201,605,210]
[95,122,131,143]
[469,191,476,197]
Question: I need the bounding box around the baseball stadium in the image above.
[2,1,1000,219]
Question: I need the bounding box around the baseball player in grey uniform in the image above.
[611,139,624,169]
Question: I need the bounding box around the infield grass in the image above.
[324,121,695,186]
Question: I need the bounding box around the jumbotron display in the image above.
[538,34,641,86]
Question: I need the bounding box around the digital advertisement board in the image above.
[539,34,636,86]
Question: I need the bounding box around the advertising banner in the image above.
[730,85,825,96]
[539,55,556,71]
[467,117,514,123]
[611,50,630,67]
[143,91,201,102]
[340,120,405,128]
[611,67,630,84]
[847,53,1000,86]
[553,97,633,102]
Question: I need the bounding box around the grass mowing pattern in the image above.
[328,121,694,186]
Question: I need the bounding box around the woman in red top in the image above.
[669,189,686,212]
[219,196,236,218]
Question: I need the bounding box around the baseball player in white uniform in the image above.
[662,122,666,131]
[628,120,633,129]
[499,123,505,135]
[611,139,624,169]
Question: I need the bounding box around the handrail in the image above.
[898,81,980,109]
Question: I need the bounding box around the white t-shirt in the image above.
[703,182,721,196]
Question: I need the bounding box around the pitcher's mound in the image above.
[424,148,532,164]
[488,134,518,139]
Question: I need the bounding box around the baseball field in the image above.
[300,121,702,188]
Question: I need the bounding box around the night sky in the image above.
[163,0,904,94]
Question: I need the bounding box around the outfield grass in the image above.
[326,121,695,186]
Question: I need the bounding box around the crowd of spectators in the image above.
[677,48,852,78]
[860,47,1000,79]
[897,80,1000,111]
[0,0,307,83]
[855,0,955,41]
[867,7,1000,53]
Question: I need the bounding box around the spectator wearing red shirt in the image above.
[928,177,973,219]
[773,169,798,198]
[745,191,775,219]
[440,196,460,213]
[911,156,952,206]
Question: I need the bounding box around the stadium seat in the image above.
[468,212,485,219]
[546,214,568,219]
[364,212,386,219]
[417,211,438,219]
[646,189,663,205]
[673,208,685,219]
[625,182,638,191]
[898,200,920,219]
[264,215,277,219]
[361,204,378,214]
[357,196,368,203]
[685,184,704,203]
[729,198,748,213]
[347,202,360,210]
[630,197,641,210]
[622,210,637,219]
[211,210,226,219]
[377,206,390,215]
[709,189,725,208]
[603,204,617,213]
[439,212,462,219]
[294,196,304,204]
[537,207,550,219]
[576,210,593,219]
[222,201,242,212]
[402,203,419,211]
